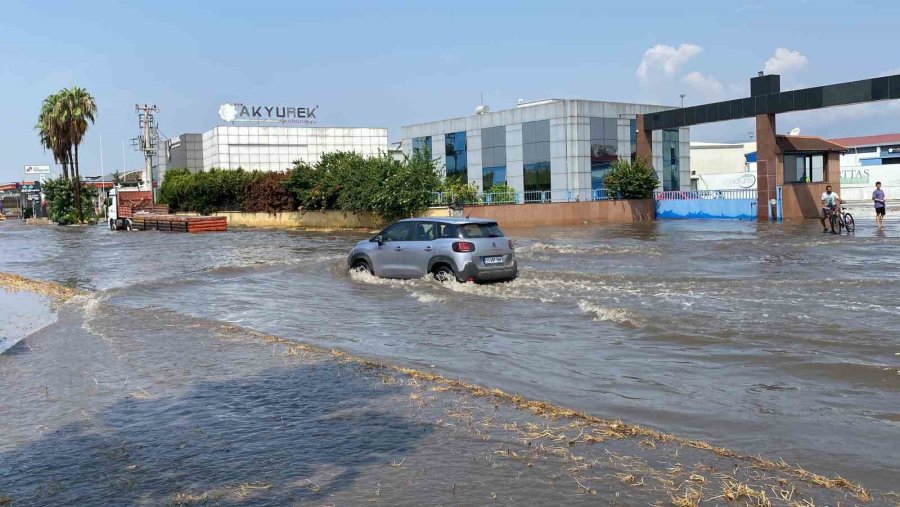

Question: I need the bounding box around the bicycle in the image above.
[829,205,855,233]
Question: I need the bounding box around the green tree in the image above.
[372,151,442,221]
[42,177,97,225]
[36,94,70,180]
[603,158,659,199]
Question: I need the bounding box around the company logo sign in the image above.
[218,103,318,125]
[24,165,51,175]
[841,168,870,185]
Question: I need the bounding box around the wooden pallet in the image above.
[130,214,227,233]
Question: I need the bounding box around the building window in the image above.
[481,126,506,190]
[662,129,680,191]
[445,131,467,185]
[630,118,637,162]
[412,136,432,157]
[522,120,550,200]
[590,117,618,190]
[784,153,825,183]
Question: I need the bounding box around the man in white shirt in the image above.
[818,185,842,234]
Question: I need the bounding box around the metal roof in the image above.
[828,133,900,148]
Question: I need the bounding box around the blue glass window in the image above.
[481,126,506,190]
[412,136,432,157]
[662,129,680,191]
[591,117,619,191]
[522,120,550,200]
[445,131,467,184]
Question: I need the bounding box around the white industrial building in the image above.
[689,141,757,191]
[154,126,388,179]
[401,99,690,201]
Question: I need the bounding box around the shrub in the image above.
[241,172,296,213]
[603,158,659,199]
[485,183,516,204]
[42,177,97,225]
[158,168,250,214]
[159,151,443,221]
[442,181,479,207]
[371,152,442,221]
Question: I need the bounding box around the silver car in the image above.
[347,217,517,283]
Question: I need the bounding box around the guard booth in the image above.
[775,136,845,219]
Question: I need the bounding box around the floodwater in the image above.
[1,215,898,497]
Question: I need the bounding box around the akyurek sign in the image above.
[218,103,318,125]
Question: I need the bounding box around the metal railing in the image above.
[431,188,621,206]
[655,189,757,200]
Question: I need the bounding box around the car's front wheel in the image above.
[350,259,372,275]
[432,264,457,283]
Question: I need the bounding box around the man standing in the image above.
[873,181,886,228]
[819,185,842,234]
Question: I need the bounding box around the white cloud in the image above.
[637,44,703,86]
[763,48,808,74]
[879,68,900,77]
[681,71,724,100]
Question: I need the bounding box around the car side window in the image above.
[413,222,436,241]
[436,223,459,239]
[382,222,414,242]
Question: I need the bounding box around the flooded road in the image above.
[1,216,898,494]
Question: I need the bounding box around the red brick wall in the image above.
[463,200,655,228]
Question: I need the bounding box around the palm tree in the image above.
[36,93,70,180]
[55,87,97,222]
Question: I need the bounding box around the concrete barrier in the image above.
[215,210,384,230]
[462,200,654,227]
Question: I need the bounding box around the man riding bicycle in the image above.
[818,185,843,234]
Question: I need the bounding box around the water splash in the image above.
[577,300,644,328]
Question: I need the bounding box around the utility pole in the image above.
[133,104,159,203]
[680,94,686,108]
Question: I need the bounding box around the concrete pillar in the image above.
[635,115,652,165]
[755,114,777,221]
[826,152,841,192]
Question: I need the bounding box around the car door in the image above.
[371,221,414,278]
[404,221,437,277]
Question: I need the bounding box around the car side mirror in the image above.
[372,235,384,246]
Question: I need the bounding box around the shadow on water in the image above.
[0,364,432,506]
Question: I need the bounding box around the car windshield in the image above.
[458,222,504,238]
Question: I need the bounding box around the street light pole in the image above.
[680,94,686,108]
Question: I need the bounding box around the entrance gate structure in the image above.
[637,73,900,221]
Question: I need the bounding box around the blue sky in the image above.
[1,0,898,182]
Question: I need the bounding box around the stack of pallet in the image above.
[130,214,227,233]
[185,216,227,233]
[119,203,169,218]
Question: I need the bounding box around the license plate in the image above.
[483,256,504,265]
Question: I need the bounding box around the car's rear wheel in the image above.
[350,259,372,275]
[432,264,457,283]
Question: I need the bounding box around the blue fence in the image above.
[655,189,757,220]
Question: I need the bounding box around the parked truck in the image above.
[107,188,167,231]
[106,188,226,233]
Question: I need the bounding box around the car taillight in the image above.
[508,239,514,250]
[452,241,476,253]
